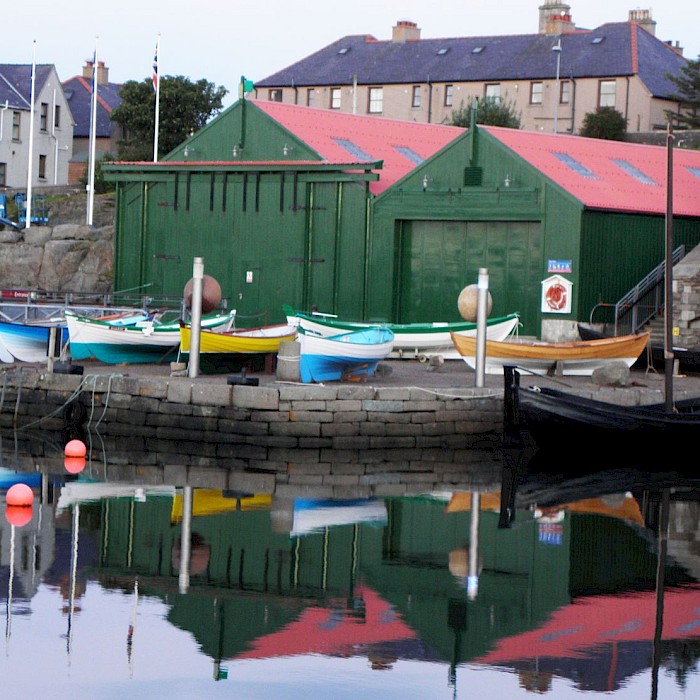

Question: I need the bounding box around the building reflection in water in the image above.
[1,430,700,695]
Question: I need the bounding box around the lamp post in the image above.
[552,39,562,133]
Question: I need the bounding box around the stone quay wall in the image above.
[0,367,505,499]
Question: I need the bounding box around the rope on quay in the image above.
[15,371,124,432]
[82,373,121,432]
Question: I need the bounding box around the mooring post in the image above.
[187,257,204,378]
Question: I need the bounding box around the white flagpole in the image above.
[25,40,37,230]
[86,37,98,226]
[153,35,160,162]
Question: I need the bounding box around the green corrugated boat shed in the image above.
[104,99,700,336]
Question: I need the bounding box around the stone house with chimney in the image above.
[253,2,690,135]
[0,63,73,189]
[62,61,125,184]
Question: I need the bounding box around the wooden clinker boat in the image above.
[450,330,650,376]
[178,322,297,373]
[502,365,700,456]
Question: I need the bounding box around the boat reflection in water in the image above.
[0,450,699,698]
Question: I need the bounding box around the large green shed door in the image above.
[305,183,339,309]
[398,221,468,323]
[114,183,146,295]
[398,220,541,332]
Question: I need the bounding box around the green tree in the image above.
[110,76,228,160]
[579,107,627,140]
[449,97,521,129]
[666,55,700,129]
[80,152,116,194]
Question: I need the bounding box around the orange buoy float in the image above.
[64,456,87,475]
[6,483,34,507]
[5,505,33,527]
[65,439,87,458]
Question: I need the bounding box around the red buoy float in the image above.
[64,456,87,474]
[6,483,34,507]
[65,439,87,458]
[5,505,32,527]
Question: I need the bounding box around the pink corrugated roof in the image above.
[483,126,700,217]
[252,100,464,195]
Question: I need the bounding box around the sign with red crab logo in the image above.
[541,274,572,314]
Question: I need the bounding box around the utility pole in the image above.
[552,39,562,133]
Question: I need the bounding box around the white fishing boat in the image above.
[284,304,520,360]
[0,311,152,363]
[65,309,236,364]
[297,325,395,383]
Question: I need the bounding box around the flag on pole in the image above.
[153,35,160,162]
[25,40,37,230]
[87,41,98,226]
[152,41,159,92]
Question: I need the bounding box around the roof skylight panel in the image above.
[553,152,597,179]
[393,146,424,165]
[612,159,657,185]
[333,138,373,161]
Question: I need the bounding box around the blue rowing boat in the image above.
[297,326,395,383]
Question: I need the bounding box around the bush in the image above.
[579,107,627,140]
[449,97,522,129]
[80,153,116,194]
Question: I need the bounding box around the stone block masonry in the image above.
[4,365,696,500]
[0,366,505,497]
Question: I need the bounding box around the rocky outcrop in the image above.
[0,193,115,293]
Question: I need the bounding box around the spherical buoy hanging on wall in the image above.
[6,483,34,507]
[183,275,222,314]
[457,284,493,322]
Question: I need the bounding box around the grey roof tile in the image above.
[255,22,687,99]
[0,64,53,109]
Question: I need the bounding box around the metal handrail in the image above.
[588,246,685,335]
[613,245,685,336]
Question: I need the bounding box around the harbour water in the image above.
[1,427,699,699]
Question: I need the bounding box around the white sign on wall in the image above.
[541,274,572,314]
